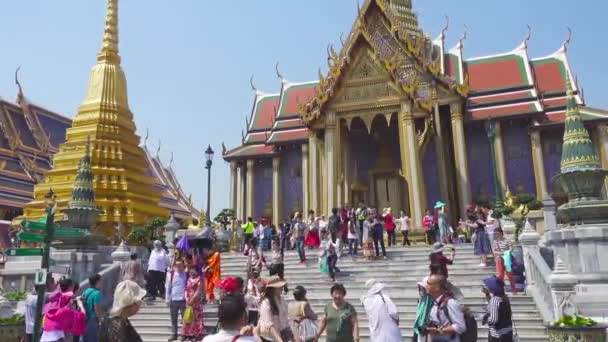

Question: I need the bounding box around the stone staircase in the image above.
[131,244,548,341]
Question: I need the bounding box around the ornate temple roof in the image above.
[0,96,198,220]
[223,0,608,160]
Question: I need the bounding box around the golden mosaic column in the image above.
[309,133,319,214]
[236,163,245,221]
[595,124,608,193]
[272,157,281,225]
[325,112,338,215]
[398,102,426,228]
[245,159,255,219]
[493,121,508,193]
[530,130,548,198]
[450,102,472,216]
[301,144,309,217]
[229,161,238,212]
[433,104,450,207]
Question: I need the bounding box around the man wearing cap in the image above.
[166,260,188,341]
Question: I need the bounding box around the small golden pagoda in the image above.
[24,0,167,225]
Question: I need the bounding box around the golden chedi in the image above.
[24,0,166,225]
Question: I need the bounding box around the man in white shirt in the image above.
[203,294,256,342]
[146,240,169,300]
[166,260,188,341]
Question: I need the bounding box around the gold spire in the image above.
[25,0,166,226]
[98,0,120,63]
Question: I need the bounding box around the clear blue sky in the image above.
[1,1,606,216]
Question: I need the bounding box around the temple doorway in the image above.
[346,114,408,213]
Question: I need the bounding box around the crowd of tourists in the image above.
[23,198,520,342]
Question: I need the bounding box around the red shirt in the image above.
[384,213,395,231]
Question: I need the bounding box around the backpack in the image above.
[328,215,340,233]
[439,296,478,342]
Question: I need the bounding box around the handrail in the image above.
[524,247,555,323]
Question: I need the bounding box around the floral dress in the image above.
[182,276,205,338]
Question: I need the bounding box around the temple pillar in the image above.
[229,161,237,211]
[493,121,508,194]
[309,133,319,213]
[450,102,472,216]
[596,124,608,194]
[342,127,351,207]
[433,104,450,210]
[245,159,255,219]
[272,157,281,226]
[301,144,309,217]
[325,112,338,215]
[530,130,548,198]
[398,102,425,228]
[336,119,343,207]
[236,163,245,220]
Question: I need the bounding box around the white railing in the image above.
[78,262,122,308]
[524,247,555,323]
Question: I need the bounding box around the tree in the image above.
[214,208,235,230]
[127,217,168,246]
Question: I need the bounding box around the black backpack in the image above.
[439,296,478,342]
[328,215,340,233]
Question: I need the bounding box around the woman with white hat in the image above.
[99,280,146,342]
[361,279,401,342]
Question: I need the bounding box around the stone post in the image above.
[519,219,540,284]
[549,256,577,321]
[111,241,131,264]
[163,214,180,245]
[542,195,557,232]
[530,130,549,199]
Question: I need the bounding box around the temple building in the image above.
[224,0,608,228]
[0,0,197,227]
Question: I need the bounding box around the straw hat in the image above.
[109,280,147,317]
[265,276,287,288]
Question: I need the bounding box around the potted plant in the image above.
[547,315,607,342]
[0,290,26,340]
[491,189,543,242]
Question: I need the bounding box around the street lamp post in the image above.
[205,145,214,226]
[484,119,503,210]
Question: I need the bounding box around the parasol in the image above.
[176,234,190,251]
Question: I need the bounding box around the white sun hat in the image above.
[109,280,147,317]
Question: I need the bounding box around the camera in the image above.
[419,321,439,335]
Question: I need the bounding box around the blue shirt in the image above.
[166,271,187,302]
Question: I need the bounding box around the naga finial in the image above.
[521,24,532,48]
[563,27,572,51]
[249,75,257,92]
[15,67,24,101]
[156,139,161,157]
[339,32,345,48]
[441,15,449,38]
[459,24,469,45]
[241,130,245,144]
[245,114,250,128]
[144,128,149,147]
[169,151,174,168]
[221,142,227,155]
[275,62,284,82]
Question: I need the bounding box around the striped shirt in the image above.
[492,238,512,255]
[487,296,513,337]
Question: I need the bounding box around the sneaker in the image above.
[479,263,487,267]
